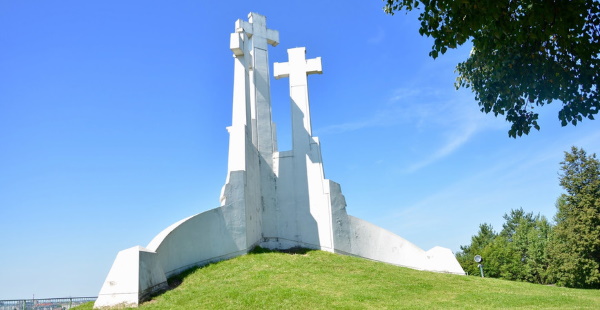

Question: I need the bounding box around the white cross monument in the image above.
[94,13,465,309]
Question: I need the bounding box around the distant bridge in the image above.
[0,297,96,310]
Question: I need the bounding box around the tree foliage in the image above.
[384,0,600,137]
[456,209,551,283]
[456,147,600,288]
[547,147,600,288]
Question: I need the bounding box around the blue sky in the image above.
[1,1,599,299]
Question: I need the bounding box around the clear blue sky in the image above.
[1,1,599,299]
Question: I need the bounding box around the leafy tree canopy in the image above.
[384,0,600,137]
[548,146,600,288]
[456,210,551,283]
[500,207,535,240]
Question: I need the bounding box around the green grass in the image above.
[78,248,600,309]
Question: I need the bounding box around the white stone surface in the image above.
[95,12,464,308]
[94,246,167,308]
[425,246,466,274]
[269,47,334,251]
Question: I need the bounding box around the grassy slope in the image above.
[78,248,599,309]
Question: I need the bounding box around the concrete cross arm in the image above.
[234,17,279,47]
[230,32,245,56]
[273,47,322,80]
[235,19,252,36]
[305,57,323,75]
[266,28,280,47]
[273,62,290,79]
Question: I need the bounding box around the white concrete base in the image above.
[95,189,463,308]
[94,246,167,308]
[94,204,255,308]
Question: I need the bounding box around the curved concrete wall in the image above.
[344,216,464,274]
[325,179,464,275]
[95,202,253,308]
[346,215,428,269]
[95,204,464,308]
[147,205,247,278]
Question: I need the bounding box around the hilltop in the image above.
[79,248,599,309]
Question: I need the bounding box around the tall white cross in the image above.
[274,47,322,145]
[228,13,279,172]
[226,14,281,225]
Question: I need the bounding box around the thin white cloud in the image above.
[397,129,600,223]
[316,85,506,171]
[405,122,477,173]
[403,89,505,172]
[315,101,411,135]
[315,88,440,135]
[390,87,424,101]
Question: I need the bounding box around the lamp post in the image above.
[474,255,484,278]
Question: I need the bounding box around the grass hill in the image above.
[78,247,599,309]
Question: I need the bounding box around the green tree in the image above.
[384,1,600,138]
[523,215,552,284]
[500,208,535,240]
[481,234,516,279]
[547,147,600,288]
[457,209,552,283]
[487,209,552,283]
